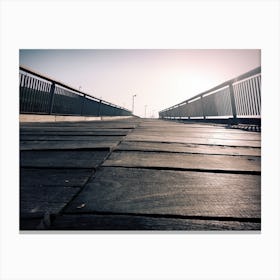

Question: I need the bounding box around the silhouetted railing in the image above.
[159,67,261,120]
[19,66,132,117]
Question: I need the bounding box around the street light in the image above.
[132,94,136,114]
[144,105,147,118]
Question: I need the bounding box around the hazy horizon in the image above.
[19,49,260,117]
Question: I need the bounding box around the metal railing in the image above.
[19,65,132,117]
[159,66,261,120]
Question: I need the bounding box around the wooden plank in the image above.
[20,120,140,129]
[50,214,260,230]
[21,150,109,168]
[21,200,69,216]
[124,134,261,147]
[103,151,261,172]
[20,140,120,151]
[20,129,131,136]
[20,127,132,132]
[20,217,43,230]
[65,167,261,219]
[138,121,219,128]
[21,186,79,203]
[20,169,92,229]
[137,123,258,134]
[135,125,260,134]
[117,141,261,157]
[128,131,260,141]
[20,135,124,141]
[20,168,93,187]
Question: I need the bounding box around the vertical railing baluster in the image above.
[48,82,56,114]
[256,76,261,114]
[243,80,249,115]
[228,83,237,119]
[23,75,29,112]
[239,82,245,116]
[201,96,205,119]
[249,78,257,116]
[30,77,35,112]
[256,76,260,115]
[252,77,259,115]
[43,82,48,113]
[235,83,241,116]
[247,79,254,115]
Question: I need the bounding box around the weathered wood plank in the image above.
[103,151,261,172]
[21,150,109,168]
[125,135,261,147]
[20,217,43,230]
[129,131,260,141]
[20,168,92,187]
[50,214,260,230]
[21,201,69,216]
[135,124,261,133]
[65,167,261,219]
[20,140,120,151]
[20,127,132,132]
[20,135,124,141]
[21,186,79,203]
[117,141,261,157]
[20,120,140,129]
[20,130,131,136]
[138,122,259,134]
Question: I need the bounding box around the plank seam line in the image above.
[101,165,261,175]
[20,139,121,142]
[57,146,121,215]
[20,166,98,170]
[21,134,128,136]
[114,149,261,158]
[124,140,261,149]
[127,136,260,142]
[61,211,261,223]
[58,124,141,215]
[21,147,112,152]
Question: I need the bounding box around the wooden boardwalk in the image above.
[20,118,261,230]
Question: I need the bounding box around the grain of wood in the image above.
[103,151,261,172]
[117,141,261,156]
[50,214,260,230]
[65,167,261,219]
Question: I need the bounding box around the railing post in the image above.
[48,82,56,114]
[98,100,102,116]
[229,82,237,119]
[80,94,86,116]
[200,96,206,119]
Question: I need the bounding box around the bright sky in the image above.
[19,49,260,118]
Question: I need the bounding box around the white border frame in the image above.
[1,1,279,279]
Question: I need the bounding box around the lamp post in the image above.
[145,105,147,118]
[132,94,136,114]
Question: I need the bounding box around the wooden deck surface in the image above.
[20,118,261,230]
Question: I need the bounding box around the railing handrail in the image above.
[159,66,261,113]
[19,65,131,113]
